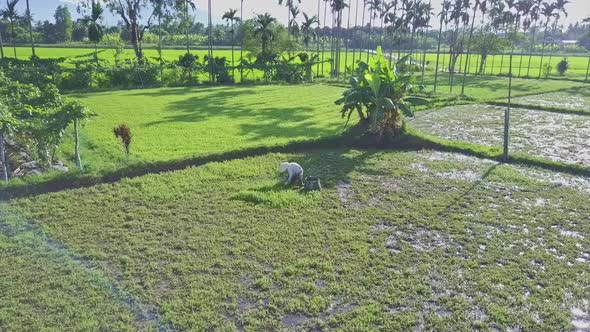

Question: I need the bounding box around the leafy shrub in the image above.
[205,56,234,84]
[176,53,200,85]
[556,58,569,76]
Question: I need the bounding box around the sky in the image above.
[13,0,590,28]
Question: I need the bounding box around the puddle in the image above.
[336,180,360,209]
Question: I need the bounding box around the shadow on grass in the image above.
[2,128,590,201]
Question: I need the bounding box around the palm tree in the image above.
[525,0,542,77]
[279,0,302,37]
[85,0,104,63]
[331,0,348,76]
[367,0,383,60]
[433,0,451,93]
[290,5,301,37]
[460,0,480,96]
[322,0,329,74]
[380,1,394,60]
[1,0,19,58]
[222,9,240,79]
[254,13,277,55]
[537,1,555,78]
[384,0,399,67]
[25,0,34,58]
[503,0,521,161]
[316,0,322,76]
[240,0,245,82]
[360,0,367,60]
[344,0,352,72]
[0,27,4,60]
[301,12,320,51]
[184,0,196,53]
[546,0,568,69]
[516,0,533,77]
[352,0,360,66]
[207,0,214,82]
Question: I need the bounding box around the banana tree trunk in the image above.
[74,118,82,171]
[0,130,8,182]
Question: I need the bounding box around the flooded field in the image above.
[411,104,590,166]
[510,90,590,113]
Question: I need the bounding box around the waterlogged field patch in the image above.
[411,104,590,166]
[510,89,590,113]
[3,149,590,330]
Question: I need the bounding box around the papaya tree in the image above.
[0,103,17,182]
[58,101,92,171]
[336,46,423,143]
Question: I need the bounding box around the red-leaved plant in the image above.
[113,123,131,160]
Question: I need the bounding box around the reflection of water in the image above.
[412,104,590,166]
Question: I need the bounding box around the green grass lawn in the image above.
[59,84,345,175]
[2,64,590,330]
[3,148,590,331]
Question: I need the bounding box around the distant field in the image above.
[7,46,590,80]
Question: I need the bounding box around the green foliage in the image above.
[556,58,569,76]
[0,72,91,169]
[54,5,73,42]
[542,62,553,78]
[336,47,422,143]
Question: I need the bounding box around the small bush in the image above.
[556,58,569,76]
[113,124,132,159]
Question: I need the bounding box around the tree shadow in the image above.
[142,88,339,141]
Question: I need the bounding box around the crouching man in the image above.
[279,162,304,187]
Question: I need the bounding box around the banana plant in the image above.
[336,46,424,143]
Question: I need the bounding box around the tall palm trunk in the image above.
[157,2,163,82]
[0,130,7,182]
[185,0,190,53]
[344,0,351,73]
[316,0,321,76]
[366,6,372,61]
[526,23,538,77]
[10,19,16,58]
[322,0,328,75]
[460,5,478,96]
[0,30,5,60]
[207,0,214,82]
[352,0,359,65]
[537,23,549,78]
[360,0,367,60]
[240,0,244,82]
[74,119,82,171]
[585,56,590,82]
[25,0,35,58]
[433,14,444,93]
[231,20,235,79]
